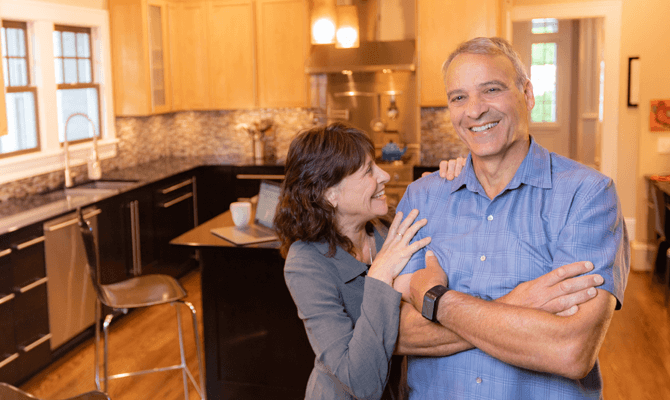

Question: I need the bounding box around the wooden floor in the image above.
[18,269,670,399]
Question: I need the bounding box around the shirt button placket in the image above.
[476,377,482,384]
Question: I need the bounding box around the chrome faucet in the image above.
[64,113,99,188]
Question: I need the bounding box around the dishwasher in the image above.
[43,207,100,350]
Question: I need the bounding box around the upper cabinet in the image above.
[109,0,173,116]
[207,0,256,109]
[256,0,308,108]
[109,0,308,115]
[418,0,501,107]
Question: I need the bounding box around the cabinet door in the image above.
[174,0,211,110]
[256,0,308,108]
[148,0,173,113]
[418,0,500,106]
[152,176,197,276]
[208,0,256,109]
[109,0,152,115]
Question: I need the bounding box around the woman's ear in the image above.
[324,186,339,208]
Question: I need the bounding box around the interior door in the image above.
[513,19,574,158]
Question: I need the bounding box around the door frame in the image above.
[506,0,622,184]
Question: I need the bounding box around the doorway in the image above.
[512,17,603,170]
[507,0,622,183]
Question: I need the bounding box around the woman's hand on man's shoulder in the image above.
[420,157,467,180]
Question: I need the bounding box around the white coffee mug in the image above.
[230,201,252,227]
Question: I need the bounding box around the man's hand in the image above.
[498,261,604,316]
[408,251,446,310]
[421,157,467,179]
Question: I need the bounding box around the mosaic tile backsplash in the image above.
[0,107,467,201]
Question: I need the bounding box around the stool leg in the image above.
[94,299,102,391]
[175,303,190,400]
[182,300,206,400]
[103,314,114,394]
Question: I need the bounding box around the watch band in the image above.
[421,284,449,322]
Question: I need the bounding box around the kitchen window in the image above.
[0,0,116,185]
[0,20,40,157]
[53,25,101,144]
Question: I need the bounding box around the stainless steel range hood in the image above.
[305,39,416,74]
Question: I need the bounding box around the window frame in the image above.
[1,19,41,159]
[53,24,103,146]
[0,0,117,185]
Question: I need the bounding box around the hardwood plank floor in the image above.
[18,269,670,399]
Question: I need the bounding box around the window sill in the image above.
[0,139,118,185]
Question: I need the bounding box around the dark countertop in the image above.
[0,156,284,235]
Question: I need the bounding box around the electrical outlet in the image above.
[658,137,670,154]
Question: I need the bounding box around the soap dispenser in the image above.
[87,140,102,180]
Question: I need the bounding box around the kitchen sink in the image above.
[64,179,139,196]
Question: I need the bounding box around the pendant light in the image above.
[311,0,336,44]
[335,3,359,48]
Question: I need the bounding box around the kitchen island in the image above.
[171,210,313,400]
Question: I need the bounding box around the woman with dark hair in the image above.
[275,122,430,400]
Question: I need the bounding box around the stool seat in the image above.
[100,274,187,309]
[0,383,110,400]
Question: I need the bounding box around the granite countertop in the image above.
[0,156,284,235]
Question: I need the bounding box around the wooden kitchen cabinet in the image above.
[255,0,309,108]
[172,0,211,110]
[0,224,51,386]
[109,0,173,116]
[418,0,501,106]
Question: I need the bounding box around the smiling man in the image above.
[393,37,629,399]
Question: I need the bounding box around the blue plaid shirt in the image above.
[397,139,629,400]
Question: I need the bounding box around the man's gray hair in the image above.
[442,37,529,89]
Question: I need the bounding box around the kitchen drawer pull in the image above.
[19,277,48,294]
[236,174,285,180]
[0,293,15,305]
[0,248,11,258]
[44,209,101,232]
[0,353,18,369]
[15,236,45,250]
[161,178,193,194]
[21,333,52,352]
[161,192,193,208]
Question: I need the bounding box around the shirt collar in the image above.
[311,228,384,283]
[450,136,552,195]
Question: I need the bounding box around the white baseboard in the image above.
[631,240,657,272]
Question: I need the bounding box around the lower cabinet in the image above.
[0,223,51,385]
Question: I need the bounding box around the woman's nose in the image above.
[376,165,390,183]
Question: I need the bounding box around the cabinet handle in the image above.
[15,236,45,250]
[44,209,101,232]
[0,293,15,305]
[19,277,48,293]
[235,174,284,180]
[161,178,193,194]
[160,192,193,208]
[130,201,142,276]
[0,353,19,369]
[20,333,52,352]
[0,248,11,258]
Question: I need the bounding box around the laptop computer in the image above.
[211,180,281,245]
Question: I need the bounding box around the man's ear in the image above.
[523,79,535,111]
[324,186,339,208]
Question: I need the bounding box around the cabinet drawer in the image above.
[13,282,50,347]
[0,245,11,296]
[0,352,19,384]
[10,224,45,290]
[18,334,52,380]
[0,299,15,360]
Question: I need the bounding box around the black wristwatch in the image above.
[421,285,449,322]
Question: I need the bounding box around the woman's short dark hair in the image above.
[274,122,375,258]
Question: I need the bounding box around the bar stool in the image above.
[77,209,206,399]
[0,383,110,400]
